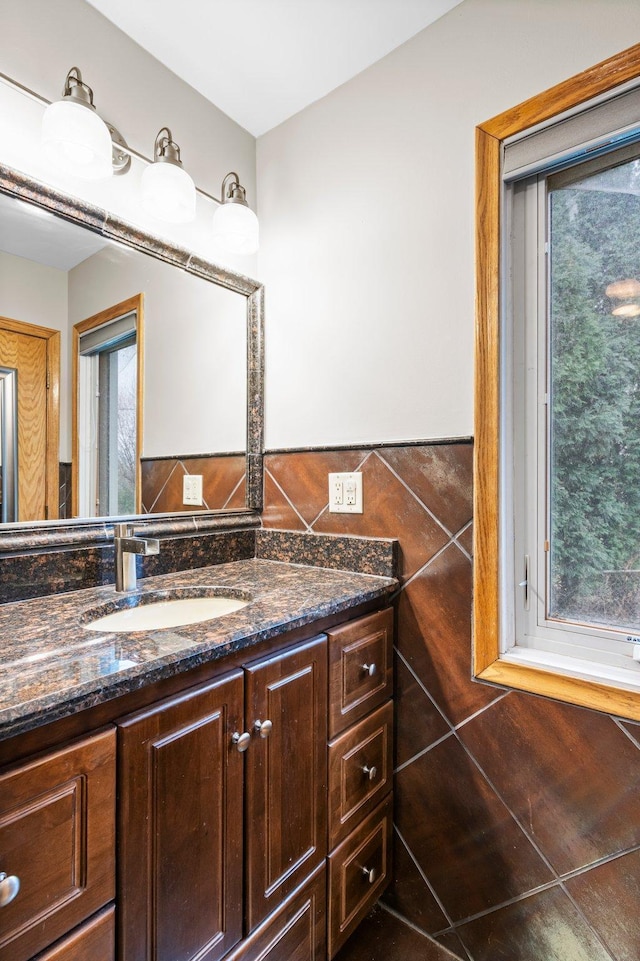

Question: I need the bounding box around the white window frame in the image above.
[473,44,640,721]
[505,152,640,692]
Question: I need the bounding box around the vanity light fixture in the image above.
[141,127,197,224]
[13,66,258,250]
[41,67,130,180]
[212,172,259,255]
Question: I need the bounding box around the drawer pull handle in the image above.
[0,873,20,907]
[254,719,273,738]
[361,866,377,885]
[232,731,251,752]
[363,764,378,781]
[362,663,377,677]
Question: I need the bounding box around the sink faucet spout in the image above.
[114,523,160,592]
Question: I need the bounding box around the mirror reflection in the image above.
[0,192,248,523]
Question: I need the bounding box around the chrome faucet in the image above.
[113,523,160,592]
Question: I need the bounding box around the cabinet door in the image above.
[118,671,245,961]
[226,865,326,961]
[0,728,115,961]
[33,905,115,961]
[244,636,328,931]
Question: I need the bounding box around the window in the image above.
[73,295,143,518]
[474,44,640,719]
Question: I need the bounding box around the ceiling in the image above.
[0,194,107,271]
[85,0,464,136]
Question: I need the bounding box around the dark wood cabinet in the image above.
[117,671,245,961]
[117,635,328,961]
[0,729,115,961]
[244,636,328,930]
[325,609,394,957]
[3,604,392,961]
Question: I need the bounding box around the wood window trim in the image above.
[473,42,640,720]
[71,293,144,518]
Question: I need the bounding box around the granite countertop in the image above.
[0,558,397,742]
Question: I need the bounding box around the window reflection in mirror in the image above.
[74,296,142,517]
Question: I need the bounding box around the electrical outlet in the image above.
[183,474,203,506]
[328,472,363,513]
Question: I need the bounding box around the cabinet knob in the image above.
[232,731,251,753]
[0,872,20,907]
[362,662,377,677]
[363,764,377,781]
[254,719,273,738]
[361,866,377,885]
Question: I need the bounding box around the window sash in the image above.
[506,146,640,686]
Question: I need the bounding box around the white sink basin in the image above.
[84,594,249,633]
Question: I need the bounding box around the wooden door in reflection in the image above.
[0,317,59,521]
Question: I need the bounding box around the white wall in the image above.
[69,246,247,458]
[257,0,640,449]
[0,0,257,275]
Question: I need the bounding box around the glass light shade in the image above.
[141,161,196,224]
[42,100,113,180]
[212,202,259,255]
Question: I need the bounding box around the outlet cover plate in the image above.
[328,472,363,513]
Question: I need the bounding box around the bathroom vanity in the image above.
[0,560,396,961]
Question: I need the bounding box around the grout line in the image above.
[374,450,455,540]
[397,537,457,594]
[452,519,473,561]
[454,730,560,878]
[394,647,454,730]
[394,729,455,774]
[222,473,245,511]
[558,881,619,961]
[147,460,180,513]
[430,879,564,938]
[558,841,640,884]
[263,468,311,532]
[393,825,456,931]
[377,903,465,960]
[612,715,640,750]
[431,841,640,939]
[453,691,511,731]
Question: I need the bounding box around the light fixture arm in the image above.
[221,171,249,206]
[153,126,183,166]
[62,66,95,109]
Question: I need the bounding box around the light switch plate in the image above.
[183,474,203,506]
[328,472,363,513]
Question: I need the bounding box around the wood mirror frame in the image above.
[0,162,264,553]
[474,42,640,721]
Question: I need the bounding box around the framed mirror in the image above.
[0,162,264,551]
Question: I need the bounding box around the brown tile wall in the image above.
[141,454,246,513]
[263,442,640,961]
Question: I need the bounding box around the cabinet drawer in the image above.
[327,609,393,738]
[33,905,115,961]
[0,728,116,961]
[328,700,393,847]
[327,795,393,958]
[226,865,326,961]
